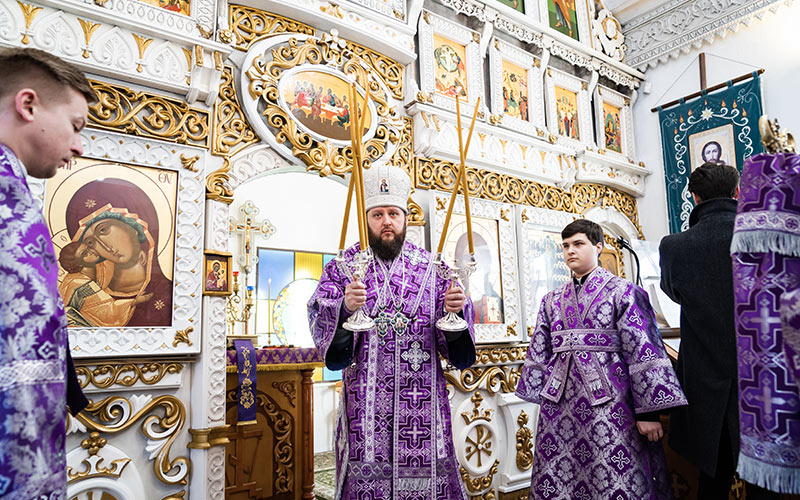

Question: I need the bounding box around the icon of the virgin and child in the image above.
[55,178,173,328]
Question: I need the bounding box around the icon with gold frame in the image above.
[203,250,233,296]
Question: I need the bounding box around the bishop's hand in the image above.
[444,283,466,313]
[344,280,367,315]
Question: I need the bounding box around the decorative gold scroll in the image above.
[206,157,234,204]
[244,36,397,178]
[445,365,521,395]
[229,4,315,51]
[87,80,209,148]
[75,362,184,390]
[460,460,500,493]
[388,116,414,174]
[475,345,528,365]
[71,395,189,486]
[213,66,258,157]
[515,411,533,470]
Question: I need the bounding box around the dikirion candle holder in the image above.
[434,252,476,332]
[342,248,376,332]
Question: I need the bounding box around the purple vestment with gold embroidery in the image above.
[308,241,475,500]
[516,267,686,500]
[731,153,800,493]
[0,144,68,499]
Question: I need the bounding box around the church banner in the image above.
[234,339,258,425]
[658,73,763,233]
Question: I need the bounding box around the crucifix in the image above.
[229,200,276,274]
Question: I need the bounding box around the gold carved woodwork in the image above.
[388,116,414,174]
[213,66,258,157]
[416,158,643,237]
[272,380,297,407]
[461,391,494,424]
[75,361,184,390]
[77,19,101,59]
[515,411,533,470]
[187,425,232,449]
[180,154,200,172]
[162,492,186,500]
[759,115,796,153]
[229,4,315,51]
[498,488,530,500]
[344,40,403,100]
[244,35,399,178]
[446,365,520,395]
[87,80,210,148]
[460,460,500,493]
[407,195,426,226]
[17,1,42,44]
[225,388,295,493]
[603,234,627,279]
[206,157,234,204]
[475,345,528,365]
[173,326,194,347]
[67,431,132,483]
[71,395,189,486]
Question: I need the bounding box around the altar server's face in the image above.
[562,233,602,277]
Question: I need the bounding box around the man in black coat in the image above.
[659,162,741,499]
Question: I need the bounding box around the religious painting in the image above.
[522,228,571,319]
[140,0,191,15]
[688,124,737,171]
[496,0,525,13]
[441,214,504,325]
[502,59,529,122]
[45,158,177,328]
[555,86,579,139]
[603,102,623,153]
[279,69,373,143]
[548,0,579,40]
[432,33,468,100]
[203,251,232,296]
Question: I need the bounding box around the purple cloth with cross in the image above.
[731,152,800,493]
[516,266,686,500]
[308,241,475,500]
[0,144,68,499]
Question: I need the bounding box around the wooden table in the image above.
[224,347,323,500]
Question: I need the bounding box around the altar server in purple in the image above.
[0,48,93,499]
[308,164,476,500]
[516,219,687,500]
[731,151,800,494]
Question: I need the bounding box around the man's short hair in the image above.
[688,162,739,202]
[562,219,604,246]
[0,47,95,104]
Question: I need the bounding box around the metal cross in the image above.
[375,309,392,337]
[229,200,276,273]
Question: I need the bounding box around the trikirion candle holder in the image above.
[434,252,476,332]
[342,248,376,332]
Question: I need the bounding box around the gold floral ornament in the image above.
[515,411,533,470]
[229,4,315,51]
[213,66,258,157]
[241,33,403,178]
[87,80,209,147]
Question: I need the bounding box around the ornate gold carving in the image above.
[476,345,528,364]
[87,80,210,147]
[132,34,153,72]
[181,47,192,84]
[172,326,193,347]
[472,32,481,44]
[461,391,494,424]
[548,133,558,144]
[417,158,642,237]
[187,425,232,449]
[460,460,500,493]
[489,114,503,125]
[78,19,101,59]
[75,362,184,390]
[435,196,447,211]
[500,208,510,222]
[244,36,398,178]
[520,209,529,223]
[515,411,533,470]
[416,91,434,103]
[162,492,186,500]
[272,380,297,407]
[213,51,223,71]
[206,157,234,204]
[17,2,42,44]
[193,44,204,68]
[344,40,403,100]
[422,11,430,23]
[581,81,588,90]
[446,365,520,395]
[388,116,413,173]
[67,431,131,483]
[498,489,530,500]
[760,115,796,153]
[212,66,258,157]
[93,0,109,6]
[180,154,200,172]
[72,395,189,485]
[197,23,213,39]
[229,4,315,51]
[218,28,234,45]
[319,2,344,18]
[603,234,627,279]
[407,194,426,226]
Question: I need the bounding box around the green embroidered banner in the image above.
[658,73,763,233]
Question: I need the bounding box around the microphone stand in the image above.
[616,236,642,287]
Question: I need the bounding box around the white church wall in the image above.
[631,3,800,240]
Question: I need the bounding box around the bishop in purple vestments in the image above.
[308,165,476,500]
[516,220,687,500]
[0,48,94,499]
[731,152,800,493]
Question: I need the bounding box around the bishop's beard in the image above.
[369,222,407,261]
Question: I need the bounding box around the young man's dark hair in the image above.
[561,218,605,246]
[0,47,95,104]
[688,162,740,202]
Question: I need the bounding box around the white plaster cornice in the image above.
[622,0,793,70]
